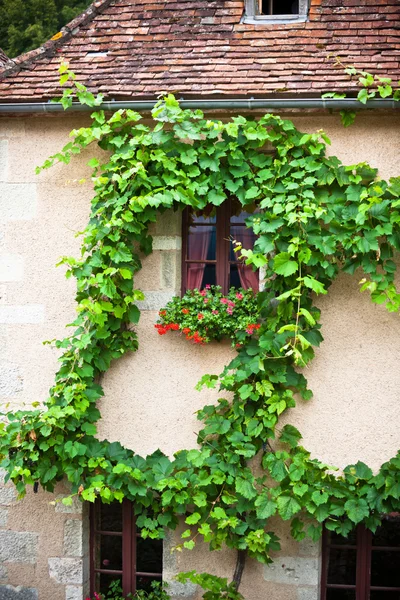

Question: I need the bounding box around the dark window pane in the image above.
[373,518,400,548]
[329,529,357,546]
[371,551,400,587]
[188,226,215,261]
[97,573,123,596]
[261,0,299,14]
[326,590,355,600]
[137,537,163,574]
[98,502,123,532]
[99,535,122,571]
[137,575,162,592]
[327,548,357,585]
[187,263,216,290]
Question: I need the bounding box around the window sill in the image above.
[242,15,308,25]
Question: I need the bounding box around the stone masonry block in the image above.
[0,364,23,397]
[0,486,16,506]
[0,305,44,324]
[0,141,8,182]
[161,252,177,289]
[55,495,83,514]
[0,565,7,581]
[48,557,83,585]
[297,587,319,600]
[0,183,37,221]
[137,291,176,311]
[65,586,83,600]
[155,210,181,236]
[0,531,38,564]
[264,557,319,586]
[0,256,24,282]
[0,586,38,600]
[153,236,182,251]
[64,519,83,557]
[0,508,8,527]
[165,580,198,599]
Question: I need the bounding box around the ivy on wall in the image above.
[1,65,400,588]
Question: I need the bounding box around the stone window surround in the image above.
[243,0,310,25]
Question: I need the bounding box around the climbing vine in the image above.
[1,63,400,594]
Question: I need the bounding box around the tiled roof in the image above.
[0,0,399,101]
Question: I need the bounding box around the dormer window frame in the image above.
[243,0,310,24]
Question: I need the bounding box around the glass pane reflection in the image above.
[327,548,356,585]
[100,535,122,571]
[98,502,122,532]
[371,550,400,587]
[373,519,400,548]
[137,537,163,573]
[326,590,355,600]
[188,226,216,260]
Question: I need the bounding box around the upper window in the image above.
[321,516,400,599]
[90,500,163,597]
[244,0,309,23]
[182,201,258,295]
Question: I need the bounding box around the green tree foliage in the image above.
[0,0,92,58]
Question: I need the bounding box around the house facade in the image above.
[0,1,399,600]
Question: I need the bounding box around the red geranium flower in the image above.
[198,313,204,320]
[182,308,190,314]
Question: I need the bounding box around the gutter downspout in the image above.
[0,98,398,113]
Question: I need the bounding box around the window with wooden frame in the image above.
[321,515,400,599]
[182,200,259,295]
[244,0,309,23]
[90,500,163,597]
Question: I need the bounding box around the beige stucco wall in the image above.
[0,111,399,599]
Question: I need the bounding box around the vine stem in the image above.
[293,260,302,353]
[232,549,246,591]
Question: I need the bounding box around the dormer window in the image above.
[244,0,309,23]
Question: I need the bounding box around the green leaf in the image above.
[255,493,277,519]
[235,477,257,499]
[128,305,140,324]
[344,498,370,523]
[186,512,201,525]
[303,276,327,295]
[280,425,302,449]
[277,496,301,520]
[273,253,299,277]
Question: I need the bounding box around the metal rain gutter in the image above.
[0,98,398,113]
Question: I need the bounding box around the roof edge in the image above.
[0,0,114,80]
[0,97,398,114]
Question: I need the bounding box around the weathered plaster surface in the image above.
[0,113,399,598]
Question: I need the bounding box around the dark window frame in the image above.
[181,200,256,295]
[321,519,400,599]
[90,500,162,597]
[243,0,309,23]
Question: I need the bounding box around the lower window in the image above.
[321,515,400,599]
[90,500,163,597]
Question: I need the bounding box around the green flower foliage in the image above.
[156,286,259,346]
[1,66,400,575]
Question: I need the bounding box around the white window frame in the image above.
[243,0,309,24]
